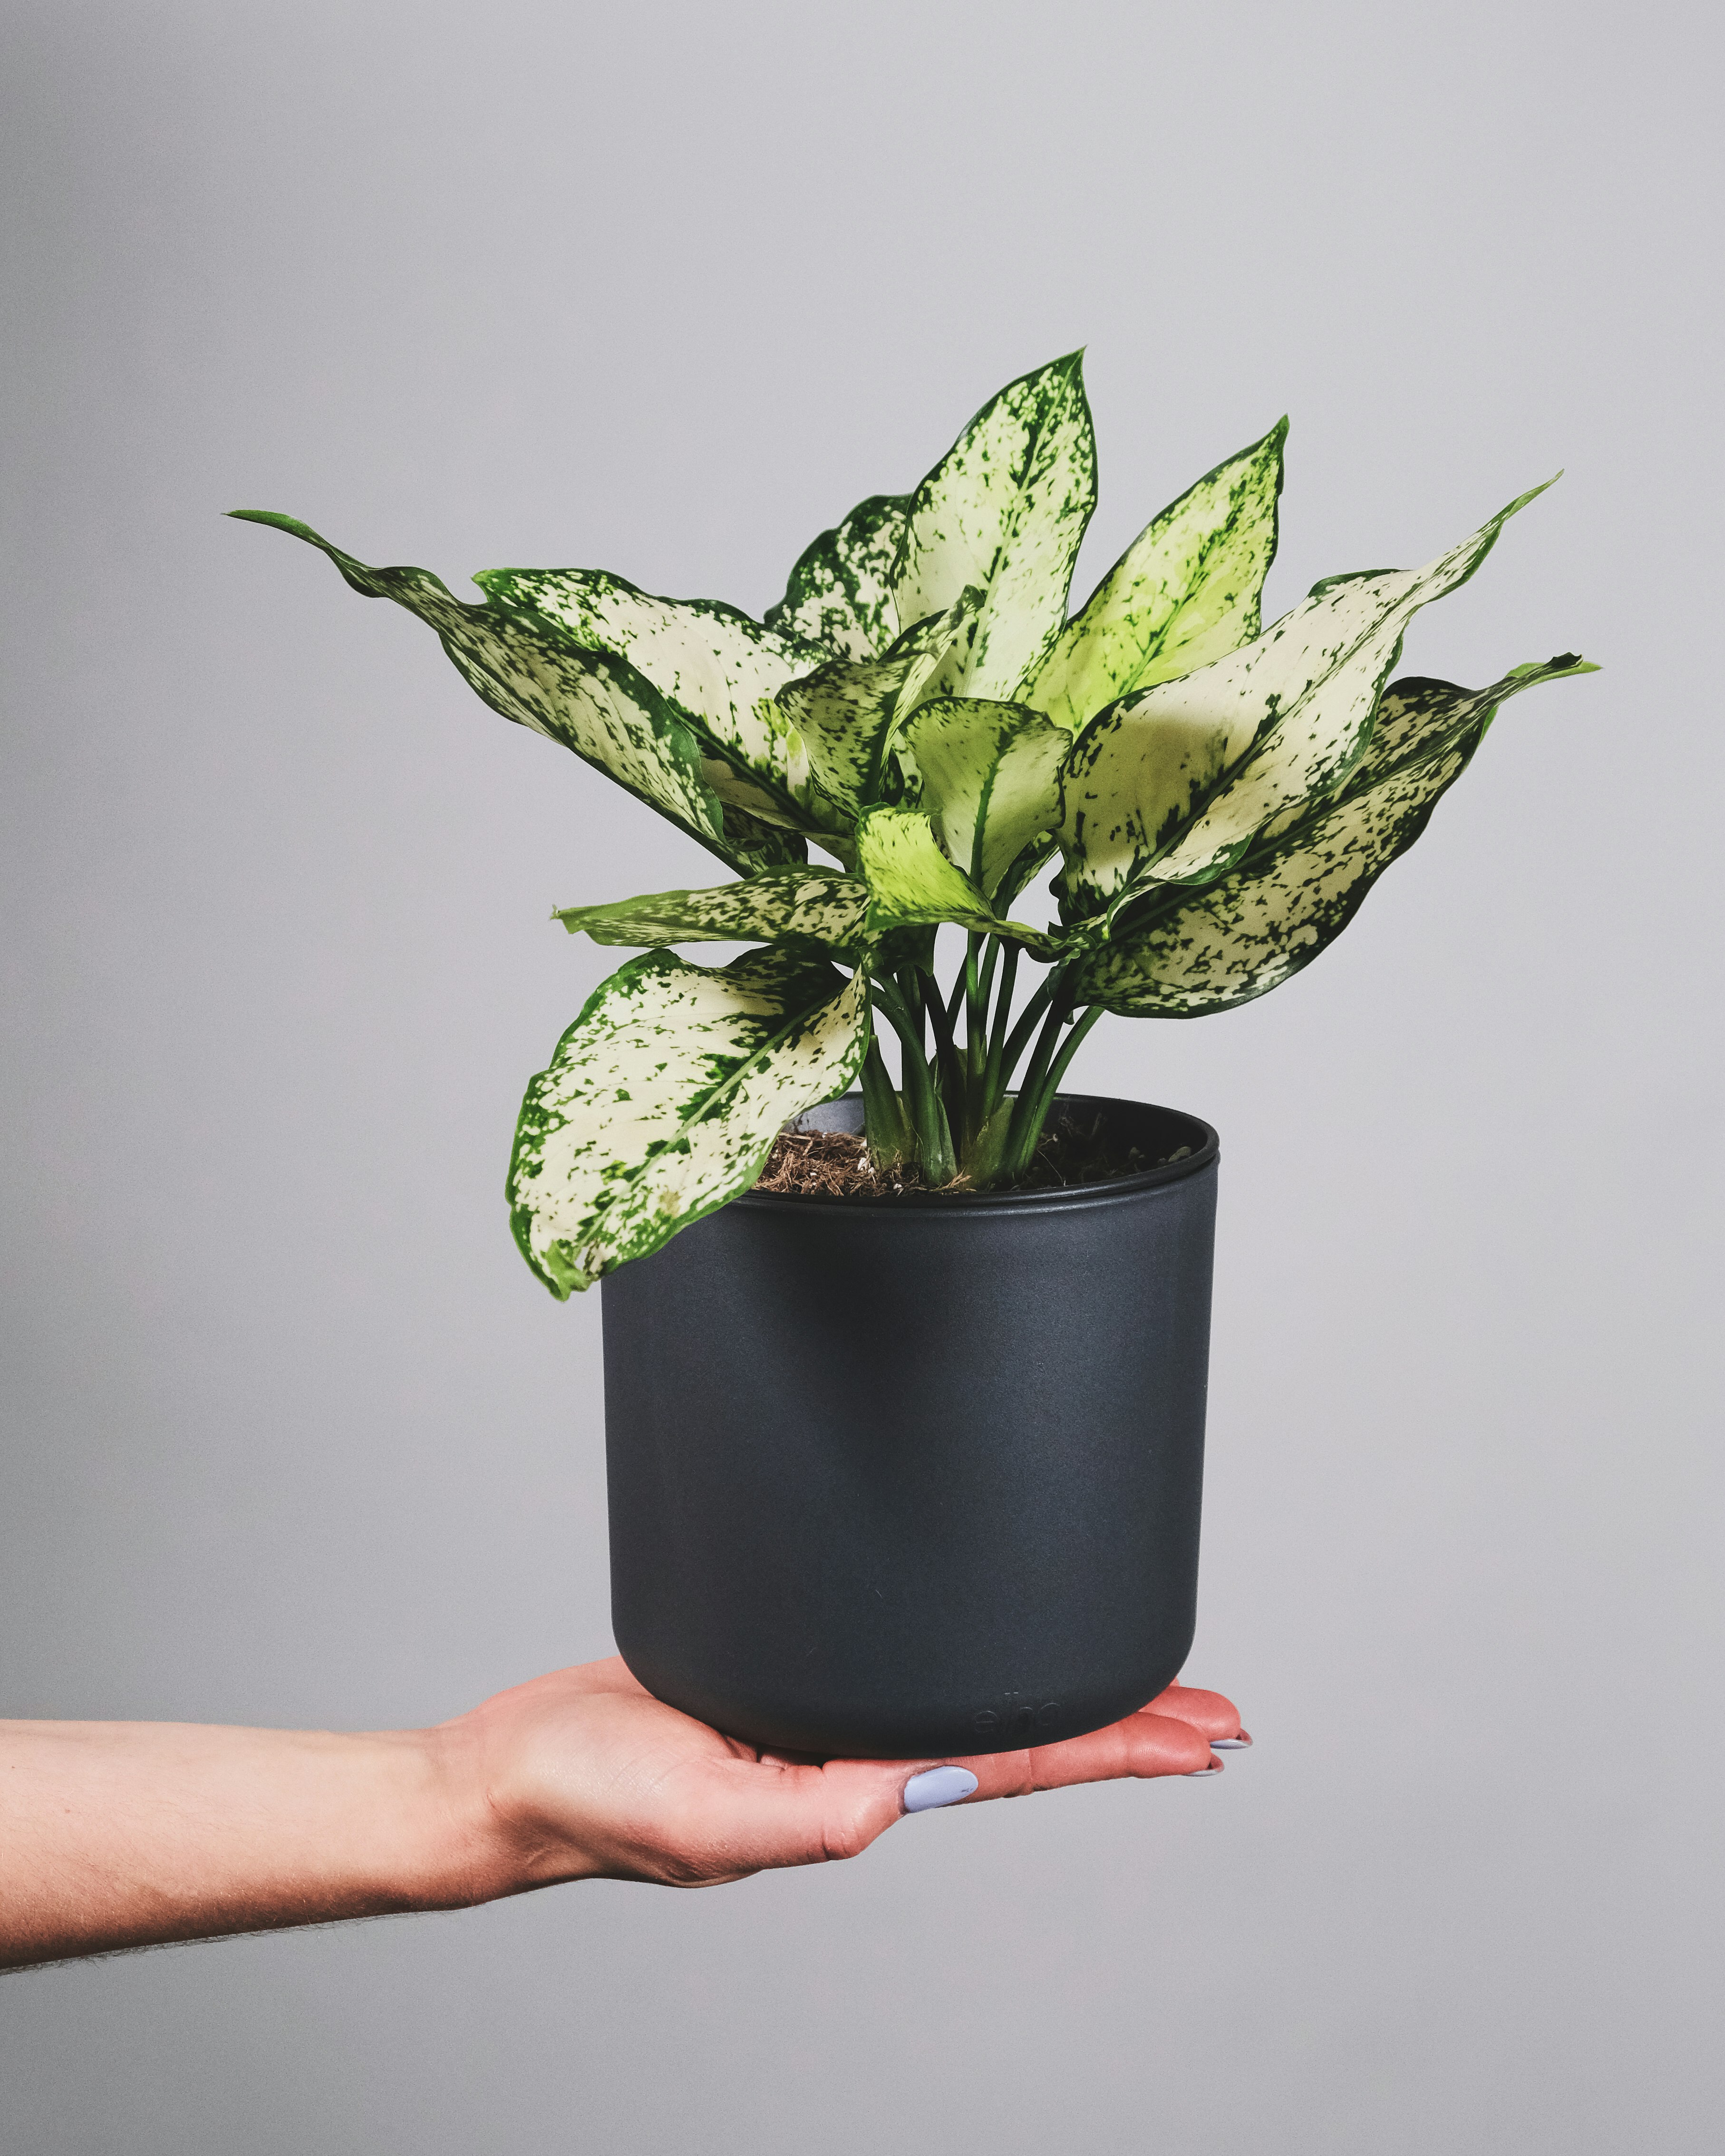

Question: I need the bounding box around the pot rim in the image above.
[737,1091,1219,1213]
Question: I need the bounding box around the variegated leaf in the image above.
[1054,698,1249,928]
[991,832,1062,910]
[508,948,868,1297]
[1056,480,1555,918]
[899,696,1067,899]
[553,866,868,952]
[773,587,983,822]
[704,796,810,867]
[893,354,1098,703]
[475,566,833,834]
[765,493,910,659]
[854,806,1053,955]
[1074,655,1594,1015]
[1026,420,1286,731]
[230,512,801,873]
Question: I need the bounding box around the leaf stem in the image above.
[963,934,984,1073]
[859,1034,910,1166]
[944,956,969,1036]
[974,936,1002,1044]
[1001,997,1105,1179]
[1041,999,1104,1105]
[980,939,1020,1117]
[871,976,955,1183]
[997,972,1081,1176]
[921,969,965,1145]
[892,967,925,1059]
[995,969,1060,1091]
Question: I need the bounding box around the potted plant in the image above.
[236,354,1590,1760]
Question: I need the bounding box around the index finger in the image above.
[1141,1681,1246,1743]
[952,1706,1218,1798]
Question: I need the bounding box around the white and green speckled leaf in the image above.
[474,566,833,835]
[508,948,868,1297]
[765,494,910,660]
[899,696,1068,899]
[1056,480,1556,919]
[230,512,801,873]
[1026,420,1286,731]
[893,354,1098,703]
[1074,655,1594,1015]
[773,587,983,822]
[553,866,868,952]
[854,806,1053,955]
[1054,697,1247,927]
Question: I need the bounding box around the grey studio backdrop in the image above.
[2,2,1720,2149]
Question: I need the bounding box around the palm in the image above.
[456,1656,1243,1892]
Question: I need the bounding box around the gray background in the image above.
[2,1,1719,2148]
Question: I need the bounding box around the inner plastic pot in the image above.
[600,1093,1218,1760]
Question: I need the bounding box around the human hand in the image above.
[0,1657,1245,1967]
[444,1655,1248,1895]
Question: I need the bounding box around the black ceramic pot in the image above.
[600,1093,1219,1760]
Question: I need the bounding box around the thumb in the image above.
[700,1754,972,1873]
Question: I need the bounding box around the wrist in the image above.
[405,1718,525,1907]
[424,1683,616,1899]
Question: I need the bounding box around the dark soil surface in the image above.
[752,1115,1191,1199]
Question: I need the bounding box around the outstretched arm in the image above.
[0,1656,1246,1971]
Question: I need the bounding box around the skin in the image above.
[0,1656,1245,1973]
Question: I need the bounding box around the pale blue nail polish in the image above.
[903,1765,978,1813]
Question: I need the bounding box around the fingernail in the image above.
[903,1766,979,1813]
[1184,1760,1225,1777]
[1210,1730,1253,1750]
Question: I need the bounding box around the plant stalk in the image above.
[995,968,1061,1095]
[999,999,1105,1180]
[859,1034,910,1167]
[865,938,1099,1192]
[871,976,956,1184]
[980,940,1021,1117]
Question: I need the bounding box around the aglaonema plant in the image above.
[235,353,1593,1298]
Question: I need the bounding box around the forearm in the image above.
[0,1662,1247,1964]
[0,1716,508,1970]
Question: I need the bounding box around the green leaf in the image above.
[899,696,1068,899]
[990,832,1062,910]
[507,947,868,1297]
[553,866,868,952]
[765,494,911,659]
[1074,655,1595,1015]
[1026,419,1286,730]
[772,587,983,823]
[473,565,833,834]
[705,799,811,869]
[853,806,1053,955]
[1056,480,1557,919]
[893,353,1098,703]
[230,512,801,874]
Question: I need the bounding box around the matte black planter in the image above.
[601,1093,1219,1760]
